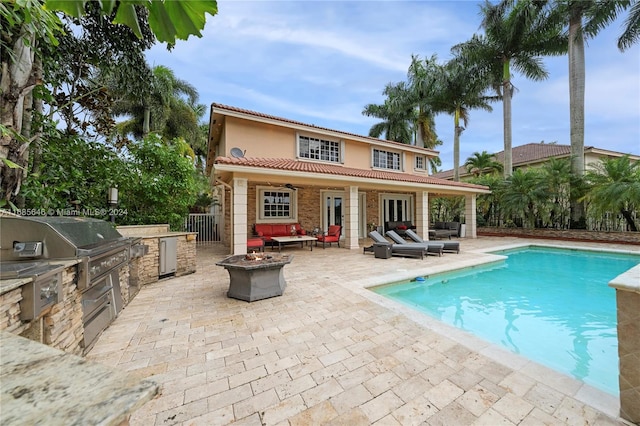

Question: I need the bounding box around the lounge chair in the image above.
[365,231,428,259]
[405,229,460,254]
[385,230,445,257]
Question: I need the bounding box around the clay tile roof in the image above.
[211,103,437,154]
[215,157,489,190]
[498,142,574,164]
[433,142,586,179]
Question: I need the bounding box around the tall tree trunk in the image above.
[621,209,638,232]
[143,107,151,136]
[29,57,45,178]
[453,108,464,182]
[416,118,425,148]
[16,80,33,209]
[503,60,513,178]
[1,29,37,205]
[569,6,586,226]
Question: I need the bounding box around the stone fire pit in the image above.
[216,253,293,302]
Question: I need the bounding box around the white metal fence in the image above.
[184,213,222,244]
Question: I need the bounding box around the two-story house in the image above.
[206,103,490,255]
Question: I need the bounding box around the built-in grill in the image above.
[0,216,143,349]
[0,261,64,320]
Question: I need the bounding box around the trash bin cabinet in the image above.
[374,242,392,259]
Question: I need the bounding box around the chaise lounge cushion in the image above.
[405,229,460,253]
[385,230,445,256]
[254,223,306,242]
[366,230,427,259]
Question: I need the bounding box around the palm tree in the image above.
[453,0,566,178]
[501,168,548,228]
[406,55,441,149]
[582,155,640,231]
[111,65,200,141]
[432,57,496,181]
[464,151,504,176]
[618,0,640,51]
[539,157,572,228]
[469,173,503,226]
[547,0,628,225]
[362,81,415,144]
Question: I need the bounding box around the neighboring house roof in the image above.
[432,142,639,180]
[214,156,490,193]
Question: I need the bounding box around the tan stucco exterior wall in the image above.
[344,140,372,169]
[219,117,434,177]
[223,117,295,158]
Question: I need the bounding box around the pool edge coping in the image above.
[352,242,635,420]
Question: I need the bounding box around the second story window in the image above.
[373,149,401,170]
[415,156,425,170]
[298,135,340,163]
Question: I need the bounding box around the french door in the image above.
[323,192,343,231]
[381,194,413,229]
[322,191,367,238]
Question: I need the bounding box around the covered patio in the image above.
[86,237,632,425]
[212,157,490,255]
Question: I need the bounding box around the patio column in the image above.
[344,186,359,250]
[464,194,477,238]
[232,177,248,255]
[416,191,429,240]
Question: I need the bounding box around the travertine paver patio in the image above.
[86,237,637,425]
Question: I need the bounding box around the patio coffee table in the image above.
[271,236,317,252]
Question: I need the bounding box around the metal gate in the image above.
[184,213,222,244]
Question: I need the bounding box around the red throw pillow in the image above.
[397,224,407,230]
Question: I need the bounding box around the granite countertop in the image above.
[0,260,78,295]
[0,277,33,294]
[137,231,197,238]
[0,331,159,425]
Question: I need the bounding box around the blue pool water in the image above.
[372,246,640,395]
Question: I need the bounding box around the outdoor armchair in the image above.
[316,225,342,248]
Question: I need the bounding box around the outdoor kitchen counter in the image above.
[0,331,159,425]
[0,259,77,295]
[0,277,31,294]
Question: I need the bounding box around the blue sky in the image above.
[146,0,640,171]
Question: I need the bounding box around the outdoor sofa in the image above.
[429,221,460,239]
[384,220,416,237]
[254,223,306,245]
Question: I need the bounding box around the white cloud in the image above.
[145,0,640,172]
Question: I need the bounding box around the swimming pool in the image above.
[372,246,640,395]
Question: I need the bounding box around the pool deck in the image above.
[87,237,640,425]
